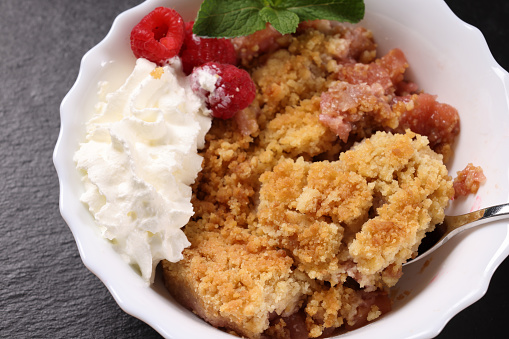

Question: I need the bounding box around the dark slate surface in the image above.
[1,0,507,338]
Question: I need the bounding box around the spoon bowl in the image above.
[404,203,509,266]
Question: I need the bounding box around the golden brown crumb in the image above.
[162,231,308,338]
[367,305,382,321]
[344,131,454,281]
[150,67,164,79]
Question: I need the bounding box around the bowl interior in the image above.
[54,0,509,338]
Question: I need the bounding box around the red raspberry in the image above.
[180,22,237,75]
[190,62,256,119]
[130,7,185,65]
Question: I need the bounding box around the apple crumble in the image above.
[162,21,461,338]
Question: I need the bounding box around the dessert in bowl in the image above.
[54,0,509,338]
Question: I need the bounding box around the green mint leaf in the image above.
[193,0,365,38]
[259,7,299,35]
[193,0,266,38]
[280,0,365,23]
[266,0,284,6]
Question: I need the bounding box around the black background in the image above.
[1,0,508,338]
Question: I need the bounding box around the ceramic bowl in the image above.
[54,0,509,338]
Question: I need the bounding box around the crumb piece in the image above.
[366,305,382,321]
[346,131,454,280]
[150,67,164,79]
[162,231,309,339]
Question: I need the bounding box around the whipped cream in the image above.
[74,58,212,283]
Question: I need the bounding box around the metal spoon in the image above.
[403,202,509,266]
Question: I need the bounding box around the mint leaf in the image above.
[281,0,365,23]
[193,0,266,38]
[259,7,299,35]
[193,0,365,38]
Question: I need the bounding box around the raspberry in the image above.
[130,7,185,65]
[190,62,256,119]
[180,22,237,75]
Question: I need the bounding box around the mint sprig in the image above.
[193,0,365,38]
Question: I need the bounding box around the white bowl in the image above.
[53,0,509,338]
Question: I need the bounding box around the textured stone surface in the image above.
[0,0,507,338]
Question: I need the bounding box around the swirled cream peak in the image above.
[74,58,212,284]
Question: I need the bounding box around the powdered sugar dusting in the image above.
[194,65,219,93]
[209,83,232,109]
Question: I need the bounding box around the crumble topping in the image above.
[162,22,459,338]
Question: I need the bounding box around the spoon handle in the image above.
[405,202,509,266]
[444,202,509,236]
